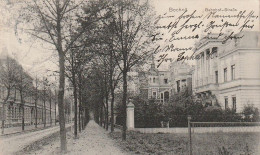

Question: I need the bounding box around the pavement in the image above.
[32,120,126,155]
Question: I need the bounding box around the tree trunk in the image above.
[44,92,46,127]
[58,52,67,152]
[20,90,24,131]
[42,102,44,125]
[81,109,84,130]
[99,106,101,126]
[104,84,109,131]
[78,106,81,132]
[72,73,78,138]
[2,88,10,134]
[35,79,38,128]
[103,104,105,128]
[78,92,81,133]
[110,90,115,132]
[78,71,82,132]
[35,101,37,128]
[50,95,52,126]
[109,48,115,132]
[1,103,5,134]
[100,106,103,127]
[56,3,67,152]
[22,105,25,130]
[122,70,127,140]
[105,98,109,131]
[55,94,56,126]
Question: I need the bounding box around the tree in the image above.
[95,14,123,132]
[0,55,20,134]
[40,77,51,127]
[17,0,98,151]
[91,58,110,129]
[48,88,53,126]
[32,76,40,128]
[65,46,93,137]
[16,66,33,131]
[103,0,156,140]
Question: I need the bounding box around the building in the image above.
[0,85,57,127]
[0,55,56,127]
[139,56,171,103]
[138,56,193,103]
[169,61,193,94]
[192,31,260,112]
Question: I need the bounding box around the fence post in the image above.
[126,101,135,130]
[188,115,192,155]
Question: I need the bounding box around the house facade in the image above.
[139,58,172,103]
[0,55,57,127]
[192,31,260,112]
[169,61,193,94]
[139,57,192,103]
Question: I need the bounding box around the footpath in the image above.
[31,120,126,155]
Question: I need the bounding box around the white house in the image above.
[192,31,260,112]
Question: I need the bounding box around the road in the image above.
[0,123,56,136]
[0,124,71,155]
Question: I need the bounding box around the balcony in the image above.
[194,75,219,93]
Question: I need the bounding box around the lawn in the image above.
[109,131,260,155]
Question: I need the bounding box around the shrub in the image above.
[202,106,224,122]
[242,104,260,122]
[222,108,242,122]
[134,98,164,128]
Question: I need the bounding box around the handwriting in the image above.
[151,8,258,65]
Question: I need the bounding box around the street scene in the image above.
[0,0,260,154]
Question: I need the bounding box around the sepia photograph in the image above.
[0,0,259,154]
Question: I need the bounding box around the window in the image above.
[176,80,180,92]
[152,92,157,98]
[215,71,218,83]
[14,107,17,118]
[231,65,235,80]
[224,68,227,82]
[212,47,218,58]
[160,93,164,102]
[153,77,155,83]
[164,79,168,84]
[206,49,210,60]
[232,97,236,112]
[164,91,169,102]
[225,97,228,109]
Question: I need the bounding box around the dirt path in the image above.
[33,120,126,155]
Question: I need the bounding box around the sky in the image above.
[0,0,259,77]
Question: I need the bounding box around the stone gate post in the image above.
[127,101,135,130]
